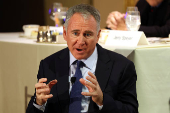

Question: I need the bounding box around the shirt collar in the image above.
[69,46,98,70]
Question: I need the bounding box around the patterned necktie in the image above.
[69,60,84,113]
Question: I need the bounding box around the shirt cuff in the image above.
[97,104,103,110]
[33,97,47,112]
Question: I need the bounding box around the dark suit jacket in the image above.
[137,0,170,37]
[26,44,138,113]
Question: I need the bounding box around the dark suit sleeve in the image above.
[139,20,170,37]
[26,60,45,113]
[100,61,138,113]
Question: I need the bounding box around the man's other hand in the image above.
[80,72,103,106]
[35,78,57,105]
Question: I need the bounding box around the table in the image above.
[0,33,67,113]
[128,47,170,113]
[0,32,170,113]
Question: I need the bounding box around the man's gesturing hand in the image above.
[80,72,103,106]
[35,78,57,105]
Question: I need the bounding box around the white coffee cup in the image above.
[23,24,39,36]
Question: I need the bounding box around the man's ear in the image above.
[96,29,101,42]
[63,26,67,41]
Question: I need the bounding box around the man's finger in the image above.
[85,80,96,90]
[47,79,57,89]
[81,92,96,97]
[79,78,86,86]
[38,94,53,100]
[80,78,94,92]
[80,78,96,88]
[42,94,53,99]
[36,87,50,94]
[35,83,46,89]
[86,76,97,85]
[38,78,47,83]
[88,72,97,79]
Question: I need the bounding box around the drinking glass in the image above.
[54,7,68,27]
[125,6,138,19]
[125,11,141,31]
[126,7,138,12]
[49,3,62,21]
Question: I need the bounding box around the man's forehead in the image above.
[69,13,96,24]
[71,29,94,33]
[69,25,95,32]
[66,13,97,32]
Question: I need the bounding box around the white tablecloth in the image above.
[0,32,170,113]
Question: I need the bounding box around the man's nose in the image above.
[77,35,85,45]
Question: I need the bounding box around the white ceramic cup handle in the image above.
[23,25,25,30]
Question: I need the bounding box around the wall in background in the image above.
[0,0,45,32]
[44,0,126,28]
[124,0,138,12]
[43,0,92,26]
[93,0,124,28]
[0,0,137,32]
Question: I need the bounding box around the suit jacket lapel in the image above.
[55,48,70,113]
[88,44,114,112]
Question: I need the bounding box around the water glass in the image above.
[49,2,62,21]
[54,7,68,27]
[125,6,138,19]
[125,11,141,31]
[126,7,138,12]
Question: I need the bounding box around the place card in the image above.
[104,30,149,47]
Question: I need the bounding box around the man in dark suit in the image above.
[106,0,170,37]
[26,4,138,113]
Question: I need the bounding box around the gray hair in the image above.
[64,4,100,32]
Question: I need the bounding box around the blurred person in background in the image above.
[106,0,170,37]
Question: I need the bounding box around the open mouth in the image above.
[76,48,86,53]
[77,48,83,51]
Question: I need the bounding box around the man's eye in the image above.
[84,33,92,38]
[86,33,91,37]
[73,32,78,36]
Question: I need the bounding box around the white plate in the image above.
[160,38,170,42]
[19,33,37,39]
[160,38,170,44]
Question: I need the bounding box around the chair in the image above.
[25,86,33,111]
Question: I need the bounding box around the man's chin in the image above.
[74,54,88,60]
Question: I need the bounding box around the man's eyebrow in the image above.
[84,30,94,34]
[71,30,80,32]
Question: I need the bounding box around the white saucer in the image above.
[160,38,170,42]
[19,33,37,39]
[160,38,170,44]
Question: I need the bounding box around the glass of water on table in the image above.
[49,2,62,21]
[126,6,138,12]
[54,7,68,27]
[125,11,141,31]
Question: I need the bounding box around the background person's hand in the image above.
[106,11,127,30]
[80,72,103,106]
[35,78,57,105]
